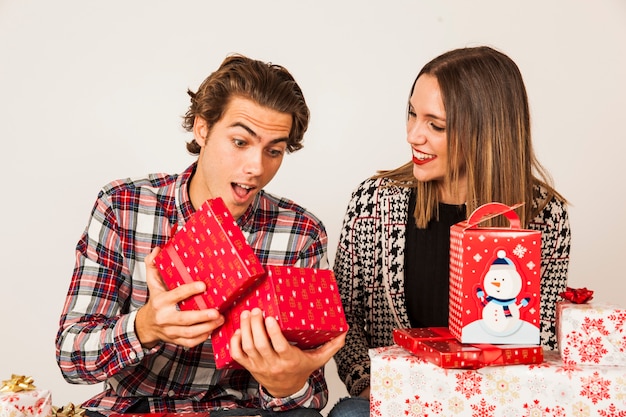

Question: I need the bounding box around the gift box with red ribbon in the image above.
[212,265,349,368]
[556,300,626,366]
[449,202,542,344]
[393,327,543,369]
[155,197,265,312]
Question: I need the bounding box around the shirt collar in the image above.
[176,161,263,230]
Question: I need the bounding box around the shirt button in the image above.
[168,390,175,397]
[129,351,137,360]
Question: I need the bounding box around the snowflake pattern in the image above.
[559,304,626,366]
[403,395,426,416]
[372,363,404,400]
[598,403,626,417]
[572,400,591,417]
[369,342,624,415]
[0,390,52,417]
[470,397,497,417]
[455,371,483,399]
[513,243,528,258]
[483,367,522,405]
[580,372,611,404]
[578,337,609,364]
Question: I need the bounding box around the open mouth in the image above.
[412,150,436,165]
[232,182,255,199]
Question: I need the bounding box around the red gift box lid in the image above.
[155,197,265,312]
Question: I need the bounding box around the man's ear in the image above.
[193,116,209,146]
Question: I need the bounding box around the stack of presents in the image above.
[371,202,626,415]
[1,197,348,417]
[4,201,625,416]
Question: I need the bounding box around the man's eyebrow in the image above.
[230,122,289,144]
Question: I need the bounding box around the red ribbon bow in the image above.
[560,286,594,304]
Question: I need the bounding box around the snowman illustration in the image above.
[475,249,531,336]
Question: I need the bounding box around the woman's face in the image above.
[406,74,449,184]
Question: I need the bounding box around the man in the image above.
[56,54,346,417]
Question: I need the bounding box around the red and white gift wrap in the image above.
[0,390,52,417]
[557,301,626,366]
[155,197,265,312]
[370,345,626,416]
[449,202,542,344]
[393,328,543,369]
[212,265,349,368]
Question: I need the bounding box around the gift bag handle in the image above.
[466,202,523,229]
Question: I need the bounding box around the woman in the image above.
[328,46,571,416]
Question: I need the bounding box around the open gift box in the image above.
[211,265,348,368]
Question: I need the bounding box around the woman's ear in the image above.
[192,116,209,146]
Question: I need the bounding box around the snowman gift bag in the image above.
[449,202,541,344]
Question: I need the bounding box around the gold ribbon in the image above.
[0,374,36,393]
[52,403,86,417]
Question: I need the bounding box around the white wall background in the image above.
[1,1,625,415]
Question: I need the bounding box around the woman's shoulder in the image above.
[531,183,569,223]
[351,175,408,198]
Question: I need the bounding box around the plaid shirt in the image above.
[56,163,329,415]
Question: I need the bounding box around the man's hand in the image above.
[135,247,225,349]
[229,307,347,398]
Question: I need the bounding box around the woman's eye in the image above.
[429,122,445,132]
[407,110,417,118]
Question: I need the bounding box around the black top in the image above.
[404,190,466,328]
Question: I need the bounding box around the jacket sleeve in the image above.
[530,193,571,350]
[332,180,378,396]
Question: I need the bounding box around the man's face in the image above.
[190,96,292,219]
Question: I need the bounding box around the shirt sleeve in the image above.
[55,190,151,384]
[258,368,328,411]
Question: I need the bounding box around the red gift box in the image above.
[155,197,265,312]
[392,327,453,352]
[394,327,543,369]
[449,203,541,344]
[212,265,349,368]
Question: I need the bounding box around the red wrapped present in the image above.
[394,327,543,369]
[212,265,349,368]
[449,202,541,344]
[155,197,265,312]
[393,327,453,352]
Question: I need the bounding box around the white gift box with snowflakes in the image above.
[370,345,626,417]
[0,389,52,417]
[557,301,626,366]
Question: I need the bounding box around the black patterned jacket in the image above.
[332,177,571,396]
